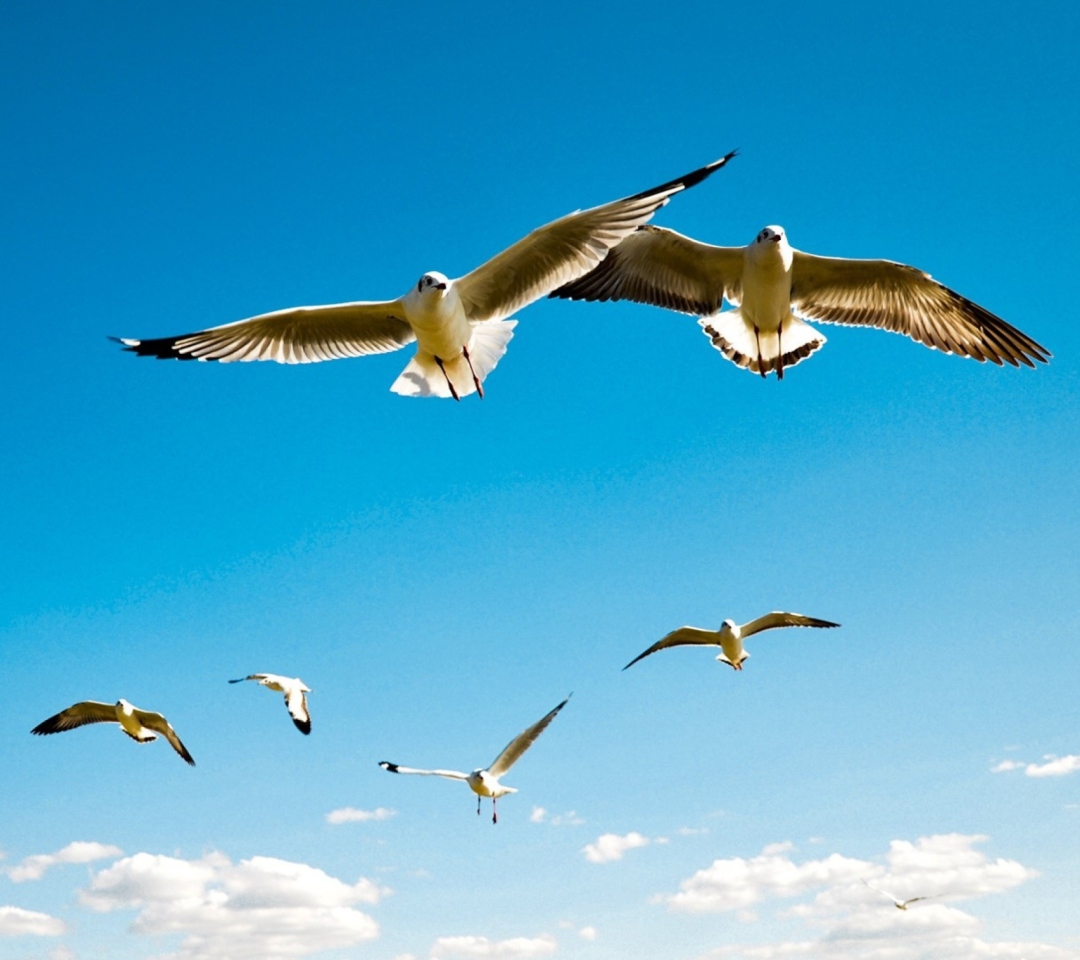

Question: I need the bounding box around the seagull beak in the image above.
[771,235,781,243]
[434,282,447,291]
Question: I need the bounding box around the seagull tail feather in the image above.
[390,321,517,399]
[699,311,825,377]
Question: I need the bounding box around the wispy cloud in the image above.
[81,850,383,958]
[5,842,122,883]
[578,926,597,941]
[991,754,1080,777]
[325,806,396,825]
[581,831,651,864]
[530,807,584,826]
[0,905,66,937]
[430,934,557,958]
[657,834,1068,960]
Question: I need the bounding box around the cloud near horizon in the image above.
[430,933,558,958]
[325,806,396,825]
[81,850,383,958]
[993,755,1080,778]
[0,905,66,937]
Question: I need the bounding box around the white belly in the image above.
[739,261,792,333]
[406,298,472,360]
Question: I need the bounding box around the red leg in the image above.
[434,356,461,401]
[753,327,767,378]
[462,345,484,399]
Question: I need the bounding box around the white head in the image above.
[753,225,787,247]
[413,271,449,298]
[720,618,737,633]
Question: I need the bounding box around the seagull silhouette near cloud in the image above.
[31,699,195,765]
[624,612,839,671]
[553,223,1049,378]
[379,695,570,823]
[863,879,941,910]
[114,153,736,399]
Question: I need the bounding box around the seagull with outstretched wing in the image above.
[863,879,940,911]
[624,612,839,671]
[31,699,195,765]
[552,223,1049,378]
[229,673,312,735]
[379,695,570,823]
[114,153,736,399]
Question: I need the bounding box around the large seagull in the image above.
[379,695,570,823]
[553,224,1049,378]
[114,153,735,399]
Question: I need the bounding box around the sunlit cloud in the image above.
[992,754,1080,777]
[530,807,584,826]
[581,832,651,864]
[578,926,597,940]
[0,905,66,937]
[658,834,1068,960]
[325,806,396,825]
[430,933,557,958]
[81,850,383,958]
[5,842,122,883]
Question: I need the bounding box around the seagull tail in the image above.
[699,311,825,377]
[390,321,517,399]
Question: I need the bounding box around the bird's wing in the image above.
[862,879,900,902]
[379,762,469,780]
[551,224,745,314]
[622,627,720,670]
[739,612,841,638]
[31,701,117,735]
[901,895,939,906]
[228,675,267,684]
[488,696,571,778]
[133,710,196,766]
[456,152,736,323]
[115,299,414,364]
[790,251,1049,367]
[285,688,311,735]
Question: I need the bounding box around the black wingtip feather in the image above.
[624,149,737,203]
[379,761,399,773]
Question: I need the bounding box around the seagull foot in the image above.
[434,356,461,402]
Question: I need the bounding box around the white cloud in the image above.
[578,926,597,940]
[49,947,77,960]
[5,842,123,883]
[0,905,66,937]
[530,807,583,826]
[992,754,1080,777]
[581,832,651,864]
[81,851,383,958]
[660,834,1074,960]
[325,806,396,825]
[430,934,557,958]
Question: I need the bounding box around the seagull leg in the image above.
[434,356,461,402]
[776,323,785,381]
[477,795,481,816]
[462,345,484,399]
[753,326,767,379]
[492,798,498,825]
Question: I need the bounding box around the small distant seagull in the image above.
[623,612,840,671]
[552,224,1049,377]
[113,153,736,400]
[229,674,312,735]
[379,695,570,823]
[31,699,195,765]
[863,879,939,910]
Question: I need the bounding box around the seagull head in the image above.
[722,618,736,629]
[415,272,450,296]
[754,225,786,247]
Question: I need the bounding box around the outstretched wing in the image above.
[790,252,1049,367]
[31,701,117,735]
[623,626,720,670]
[739,612,840,638]
[378,761,469,781]
[551,224,744,315]
[115,300,414,364]
[488,696,571,778]
[228,675,267,684]
[456,153,736,324]
[285,688,311,735]
[133,710,196,766]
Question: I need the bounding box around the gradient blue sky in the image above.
[2,2,1078,959]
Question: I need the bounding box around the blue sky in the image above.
[2,1,1078,958]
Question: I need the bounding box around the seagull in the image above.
[229,673,312,735]
[552,223,1049,378]
[863,879,939,910]
[31,699,195,765]
[623,612,840,671]
[113,153,736,400]
[379,695,570,823]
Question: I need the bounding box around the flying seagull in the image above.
[114,153,736,400]
[552,223,1049,378]
[863,879,939,911]
[31,699,195,765]
[624,613,840,671]
[229,673,312,735]
[379,695,570,823]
